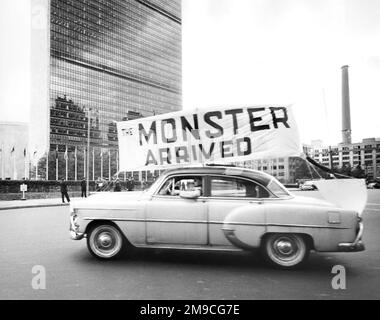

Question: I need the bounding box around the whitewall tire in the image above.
[262,234,309,269]
[87,224,124,259]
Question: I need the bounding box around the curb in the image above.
[0,203,70,211]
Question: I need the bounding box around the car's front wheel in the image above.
[87,224,124,259]
[261,234,309,269]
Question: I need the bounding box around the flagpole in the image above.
[14,153,16,180]
[46,151,48,180]
[108,149,111,180]
[116,149,119,178]
[0,143,3,180]
[74,146,77,181]
[24,148,27,179]
[92,147,95,181]
[35,150,38,180]
[55,148,58,181]
[65,145,68,181]
[27,153,30,180]
[84,148,86,179]
[11,147,16,180]
[100,149,103,179]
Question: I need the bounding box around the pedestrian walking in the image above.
[60,178,70,203]
[81,178,87,198]
[126,177,132,191]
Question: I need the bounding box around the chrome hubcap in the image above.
[97,233,113,249]
[276,240,294,255]
[272,236,299,260]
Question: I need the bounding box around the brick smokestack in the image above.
[341,65,352,144]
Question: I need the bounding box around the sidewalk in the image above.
[0,197,77,211]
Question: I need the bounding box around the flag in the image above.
[64,148,68,160]
[55,149,58,160]
[11,146,15,154]
[74,147,77,159]
[24,148,27,158]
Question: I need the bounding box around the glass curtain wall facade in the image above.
[36,0,182,181]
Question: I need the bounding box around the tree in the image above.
[351,165,366,179]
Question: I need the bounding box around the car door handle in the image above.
[250,201,263,205]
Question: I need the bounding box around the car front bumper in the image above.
[338,222,365,252]
[70,216,85,240]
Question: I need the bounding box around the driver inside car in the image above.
[185,178,202,197]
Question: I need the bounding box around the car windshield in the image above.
[146,175,166,194]
[267,179,291,198]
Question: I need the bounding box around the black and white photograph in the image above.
[0,0,380,304]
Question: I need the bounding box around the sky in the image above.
[182,0,380,145]
[0,0,379,145]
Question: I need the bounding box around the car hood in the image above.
[70,191,146,209]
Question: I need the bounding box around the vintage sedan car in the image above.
[70,166,365,269]
[300,181,318,191]
[367,181,380,189]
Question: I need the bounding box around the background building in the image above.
[30,0,182,181]
[0,122,29,180]
[310,138,380,180]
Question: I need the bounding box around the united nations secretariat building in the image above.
[30,0,182,181]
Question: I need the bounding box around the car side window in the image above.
[210,177,270,198]
[157,176,203,197]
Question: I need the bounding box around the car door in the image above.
[206,176,268,248]
[145,175,208,245]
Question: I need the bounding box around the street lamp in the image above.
[84,107,99,197]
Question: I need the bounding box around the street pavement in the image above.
[0,190,379,300]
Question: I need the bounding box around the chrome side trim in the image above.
[222,228,256,250]
[81,217,350,230]
[133,244,243,252]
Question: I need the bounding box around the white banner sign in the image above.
[117,105,302,171]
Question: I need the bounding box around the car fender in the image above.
[264,203,358,251]
[222,204,266,249]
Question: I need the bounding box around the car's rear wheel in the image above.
[87,224,124,259]
[262,234,309,269]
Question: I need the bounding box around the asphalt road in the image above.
[0,190,380,300]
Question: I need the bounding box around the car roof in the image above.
[162,165,273,186]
